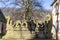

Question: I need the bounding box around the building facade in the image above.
[0,10,6,37]
[51,0,60,39]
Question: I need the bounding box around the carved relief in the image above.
[3,14,52,39]
[13,20,21,31]
[6,16,13,30]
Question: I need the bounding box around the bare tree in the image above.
[22,0,33,20]
[32,0,43,9]
[0,0,43,20]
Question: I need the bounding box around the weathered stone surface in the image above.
[2,14,52,40]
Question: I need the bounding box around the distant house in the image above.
[0,9,6,36]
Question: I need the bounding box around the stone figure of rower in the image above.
[27,20,36,34]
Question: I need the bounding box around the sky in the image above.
[41,0,54,10]
[33,0,54,10]
[0,0,54,10]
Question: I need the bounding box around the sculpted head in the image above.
[46,14,51,20]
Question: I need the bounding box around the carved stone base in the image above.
[2,38,32,40]
[33,38,52,40]
[34,31,52,39]
[2,31,14,39]
[2,30,32,40]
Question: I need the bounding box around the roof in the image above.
[0,10,6,23]
[51,0,57,6]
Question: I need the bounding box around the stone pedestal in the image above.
[2,16,52,40]
[2,31,14,39]
[37,31,45,38]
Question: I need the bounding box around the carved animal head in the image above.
[6,16,11,20]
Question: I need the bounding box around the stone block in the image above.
[22,31,32,39]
